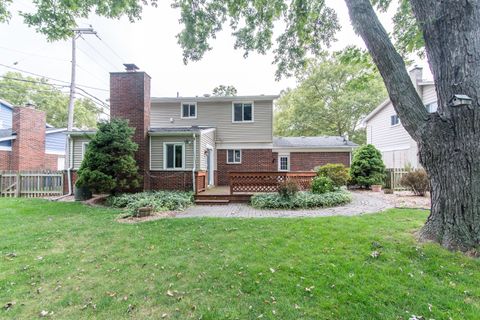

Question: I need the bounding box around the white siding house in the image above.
[364,67,437,169]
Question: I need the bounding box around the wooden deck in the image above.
[194,186,253,205]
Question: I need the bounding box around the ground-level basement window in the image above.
[164,143,185,169]
[278,155,290,171]
[227,149,241,164]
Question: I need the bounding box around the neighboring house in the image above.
[68,66,357,191]
[364,67,437,169]
[0,99,67,171]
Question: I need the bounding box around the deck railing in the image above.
[0,170,64,198]
[228,171,316,194]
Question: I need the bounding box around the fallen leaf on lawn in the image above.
[127,304,135,313]
[305,286,314,292]
[37,256,44,260]
[269,268,275,273]
[3,301,16,310]
[161,313,168,318]
[106,291,117,297]
[294,304,300,309]
[39,310,49,317]
[166,290,174,297]
[370,251,381,258]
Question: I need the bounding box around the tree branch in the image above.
[344,0,429,140]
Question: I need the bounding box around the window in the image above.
[232,102,253,122]
[390,115,400,126]
[81,142,89,158]
[425,102,438,113]
[164,143,185,169]
[227,149,241,164]
[181,103,196,118]
[278,155,290,171]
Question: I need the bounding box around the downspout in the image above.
[54,135,74,200]
[192,133,197,193]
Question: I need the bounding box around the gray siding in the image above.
[45,131,66,153]
[199,130,215,170]
[150,100,273,143]
[0,103,12,129]
[72,137,91,169]
[150,135,200,170]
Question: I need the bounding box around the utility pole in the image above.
[65,27,97,169]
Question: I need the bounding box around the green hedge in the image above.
[250,191,352,209]
[107,191,194,215]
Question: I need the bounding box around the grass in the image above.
[0,199,479,319]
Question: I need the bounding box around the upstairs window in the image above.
[390,115,400,126]
[233,102,253,122]
[164,143,185,169]
[181,103,197,119]
[227,149,242,164]
[425,102,438,113]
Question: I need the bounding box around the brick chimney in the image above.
[110,64,151,190]
[12,105,46,170]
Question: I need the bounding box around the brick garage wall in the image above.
[217,149,276,185]
[110,71,151,190]
[148,171,193,191]
[0,151,12,170]
[63,171,78,194]
[12,106,46,170]
[290,152,351,171]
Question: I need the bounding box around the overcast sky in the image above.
[0,1,430,105]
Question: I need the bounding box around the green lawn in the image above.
[0,199,478,319]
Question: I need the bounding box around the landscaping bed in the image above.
[251,190,352,209]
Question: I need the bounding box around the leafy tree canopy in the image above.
[212,85,237,96]
[274,47,387,144]
[0,72,100,128]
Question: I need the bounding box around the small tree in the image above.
[350,144,386,189]
[76,119,141,194]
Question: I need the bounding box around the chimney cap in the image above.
[123,63,139,72]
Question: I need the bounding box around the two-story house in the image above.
[68,65,357,191]
[0,98,67,171]
[364,66,437,169]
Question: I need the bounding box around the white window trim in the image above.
[0,145,12,151]
[232,101,254,123]
[226,149,242,164]
[163,142,186,170]
[390,115,400,127]
[81,141,89,158]
[180,102,197,119]
[278,154,290,172]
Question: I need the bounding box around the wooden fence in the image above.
[0,171,64,198]
[229,172,316,194]
[385,168,410,191]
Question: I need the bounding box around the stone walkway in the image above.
[177,191,400,218]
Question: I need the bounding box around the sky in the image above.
[0,0,430,107]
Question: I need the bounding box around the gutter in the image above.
[192,133,197,193]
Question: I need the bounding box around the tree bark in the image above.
[344,0,480,251]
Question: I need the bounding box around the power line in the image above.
[0,63,109,92]
[0,46,70,63]
[95,36,124,65]
[79,36,120,71]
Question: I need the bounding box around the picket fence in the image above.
[0,171,64,197]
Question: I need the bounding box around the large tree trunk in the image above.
[344,0,480,251]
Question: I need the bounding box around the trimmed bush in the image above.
[107,191,194,216]
[315,163,350,188]
[251,191,352,209]
[278,180,299,199]
[350,144,386,188]
[311,176,334,194]
[400,169,430,196]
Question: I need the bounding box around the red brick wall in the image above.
[290,152,351,171]
[12,107,46,170]
[148,171,193,191]
[110,71,151,190]
[0,150,12,170]
[44,154,62,171]
[217,149,276,185]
